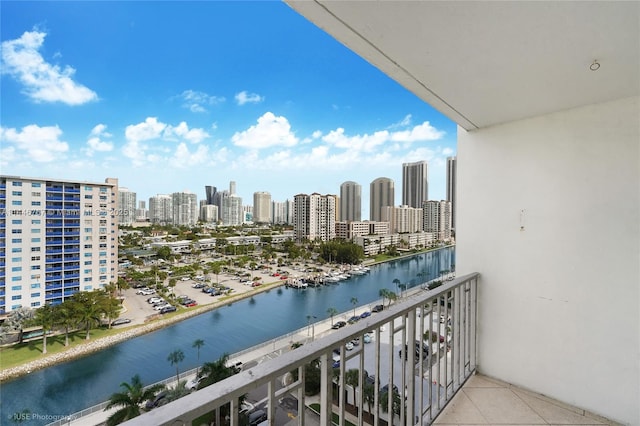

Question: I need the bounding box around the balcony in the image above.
[46,187,63,192]
[125,274,479,426]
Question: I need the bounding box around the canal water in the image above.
[1,248,454,425]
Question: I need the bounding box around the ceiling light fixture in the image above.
[590,60,600,71]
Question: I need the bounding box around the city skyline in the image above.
[0,2,456,219]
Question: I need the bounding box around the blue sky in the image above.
[0,1,456,219]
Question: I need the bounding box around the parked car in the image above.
[185,300,197,307]
[251,282,262,287]
[372,304,384,312]
[399,341,429,359]
[345,341,354,351]
[248,409,267,425]
[154,303,171,311]
[348,316,360,324]
[145,390,168,410]
[137,288,154,295]
[148,297,163,304]
[160,306,176,314]
[192,283,206,289]
[331,321,346,330]
[359,311,371,318]
[111,318,132,326]
[186,376,204,391]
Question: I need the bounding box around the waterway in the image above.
[1,247,454,425]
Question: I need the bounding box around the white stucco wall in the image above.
[456,96,639,425]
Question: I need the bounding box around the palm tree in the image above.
[72,291,108,340]
[56,300,78,347]
[379,288,389,306]
[32,304,56,355]
[104,375,165,425]
[327,307,338,326]
[198,353,235,389]
[167,349,185,384]
[350,297,358,318]
[392,278,401,296]
[398,283,407,298]
[192,339,204,373]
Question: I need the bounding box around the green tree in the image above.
[104,297,122,329]
[326,307,338,326]
[198,353,236,389]
[32,304,56,354]
[55,300,78,347]
[392,278,401,296]
[167,349,185,383]
[350,297,358,318]
[104,375,165,425]
[72,291,108,340]
[380,388,403,417]
[398,283,407,298]
[192,339,205,373]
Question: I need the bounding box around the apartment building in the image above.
[402,160,428,208]
[423,200,452,241]
[369,177,395,222]
[293,193,336,242]
[339,181,361,222]
[335,220,389,240]
[253,191,272,223]
[381,205,423,234]
[148,194,172,224]
[0,176,119,315]
[117,187,136,226]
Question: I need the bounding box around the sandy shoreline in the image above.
[0,280,285,383]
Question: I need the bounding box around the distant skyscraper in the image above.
[149,194,173,224]
[118,187,137,225]
[294,193,336,242]
[402,160,428,208]
[446,156,457,230]
[370,177,395,221]
[229,181,237,195]
[340,181,362,221]
[171,191,198,226]
[253,191,272,223]
[221,193,243,226]
[205,185,217,205]
[200,204,218,223]
[423,200,452,241]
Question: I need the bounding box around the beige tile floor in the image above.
[434,374,619,426]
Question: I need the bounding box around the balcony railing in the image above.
[124,273,479,426]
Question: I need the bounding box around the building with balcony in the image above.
[402,160,428,209]
[125,2,638,425]
[294,193,336,242]
[381,205,423,234]
[370,177,395,222]
[340,181,362,222]
[117,187,136,226]
[253,191,272,224]
[0,176,118,315]
[423,200,452,242]
[171,191,198,226]
[149,194,172,224]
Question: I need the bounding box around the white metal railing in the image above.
[123,272,478,426]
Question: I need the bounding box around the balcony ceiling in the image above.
[286,1,640,130]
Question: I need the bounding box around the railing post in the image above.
[320,353,332,426]
[406,309,416,426]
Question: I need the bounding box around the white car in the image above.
[154,303,171,311]
[186,376,204,391]
[345,341,354,351]
[181,277,190,281]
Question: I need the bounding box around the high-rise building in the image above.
[229,181,237,195]
[446,156,457,230]
[205,186,217,205]
[271,199,295,225]
[294,193,336,242]
[339,181,361,222]
[117,187,136,226]
[149,194,173,224]
[381,205,423,233]
[200,204,218,224]
[0,175,119,313]
[423,200,452,241]
[402,160,428,208]
[213,190,227,222]
[221,194,243,226]
[370,177,395,222]
[253,192,272,223]
[136,200,148,221]
[171,191,198,226]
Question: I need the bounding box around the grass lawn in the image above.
[309,403,356,426]
[0,326,129,370]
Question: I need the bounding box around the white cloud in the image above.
[322,120,445,153]
[390,121,445,142]
[234,91,264,106]
[0,124,69,162]
[169,143,211,168]
[125,117,167,143]
[1,29,98,105]
[389,114,412,129]
[122,117,210,165]
[84,123,113,156]
[312,130,322,139]
[165,121,209,144]
[179,89,225,113]
[231,112,298,149]
[442,147,455,156]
